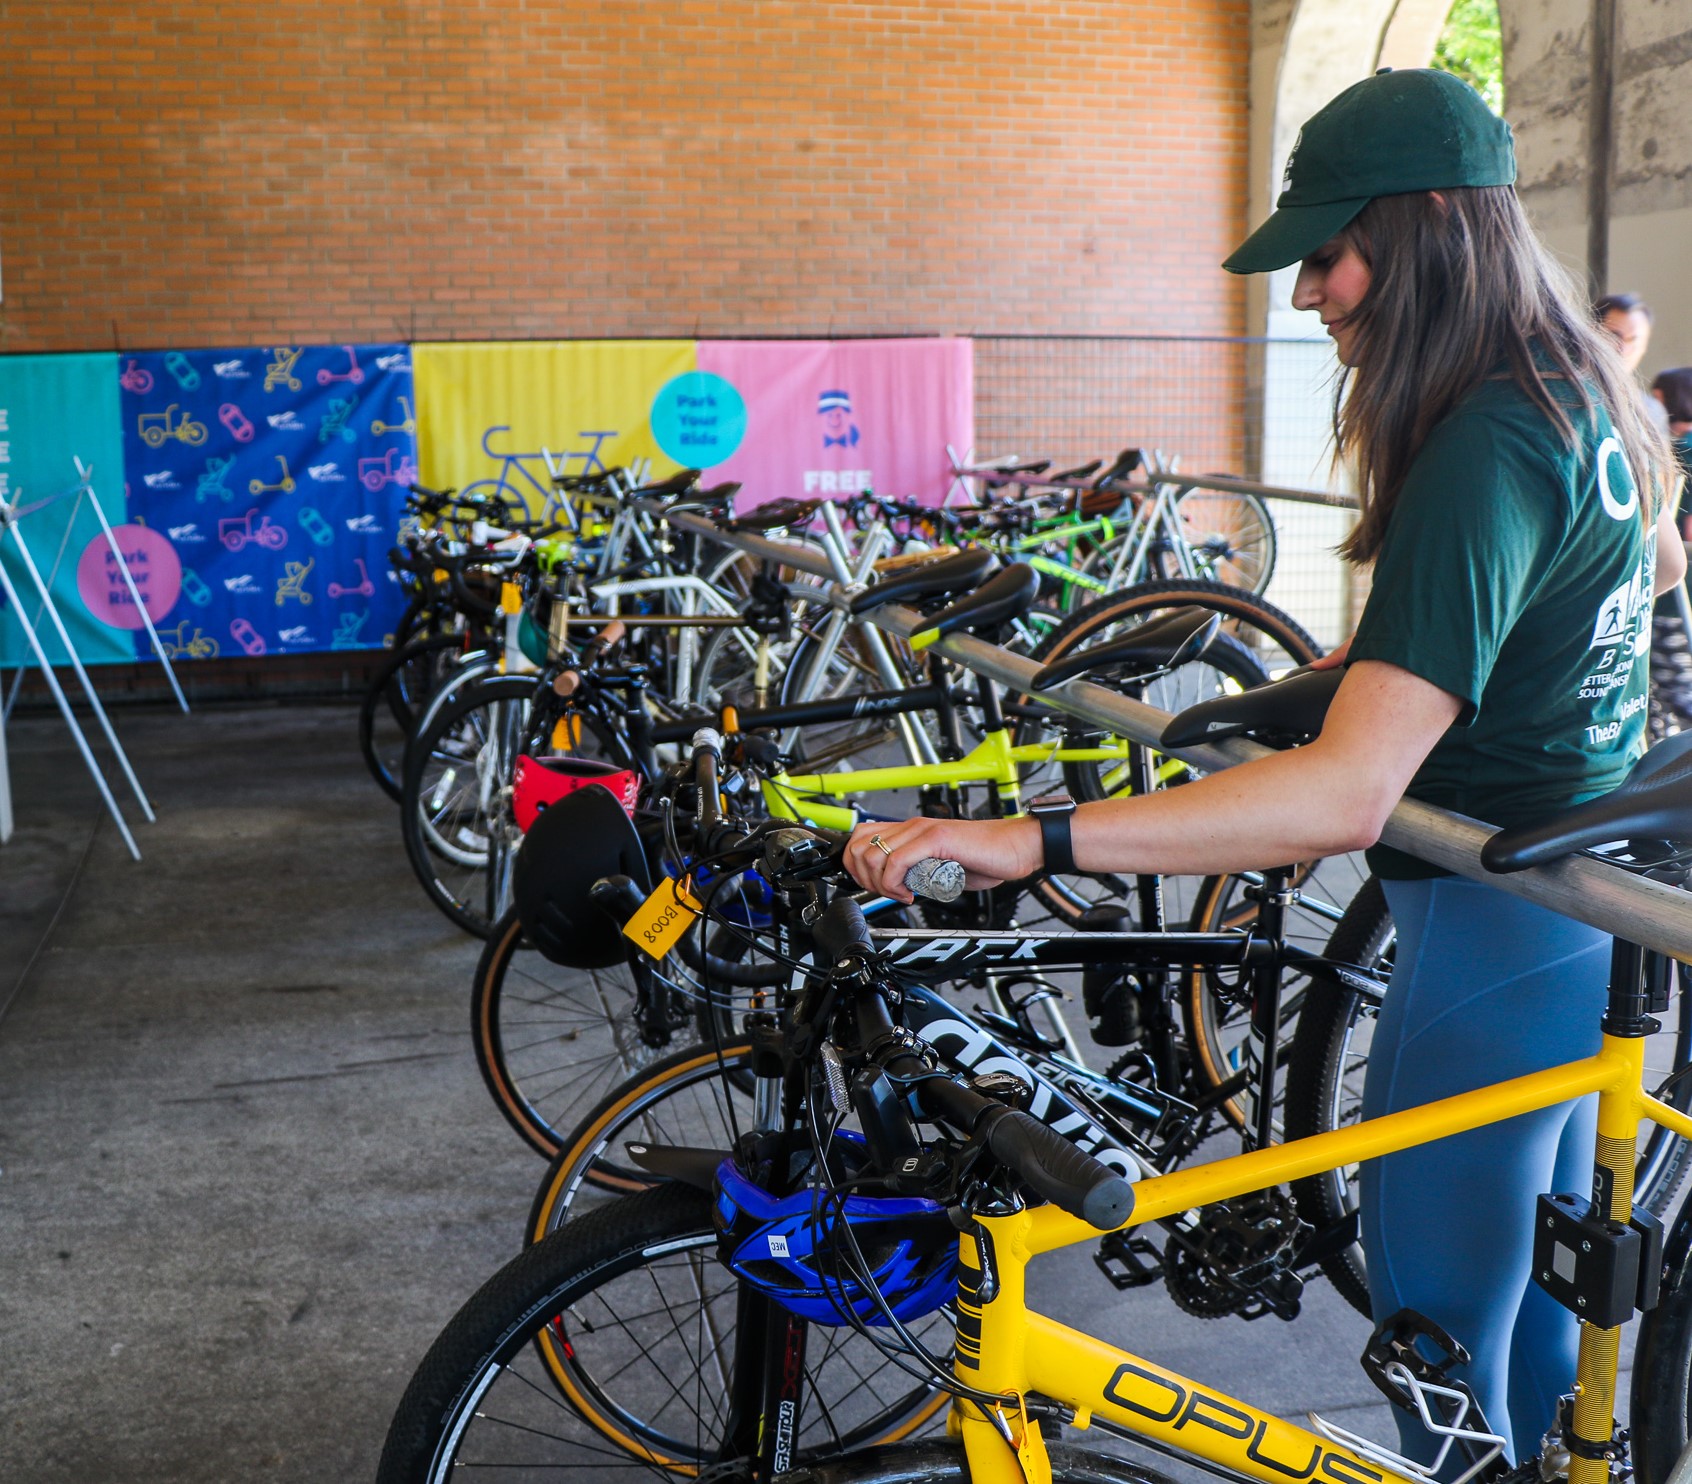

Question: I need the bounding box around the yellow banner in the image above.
[412,340,697,516]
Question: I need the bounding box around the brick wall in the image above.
[4,1,1249,352]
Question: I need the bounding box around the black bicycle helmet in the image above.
[512,783,652,968]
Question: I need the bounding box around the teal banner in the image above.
[0,353,131,668]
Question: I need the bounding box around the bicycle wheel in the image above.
[359,632,477,802]
[775,1441,1179,1484]
[1177,851,1375,1140]
[473,909,740,1160]
[1012,580,1321,926]
[376,1185,950,1482]
[402,675,624,938]
[1081,490,1277,596]
[1280,876,1393,1315]
[527,1038,757,1239]
[1285,883,1692,1318]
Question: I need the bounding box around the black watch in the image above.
[1028,792,1077,876]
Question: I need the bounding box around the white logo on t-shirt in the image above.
[1596,435,1639,521]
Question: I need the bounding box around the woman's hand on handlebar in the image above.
[843,815,1040,904]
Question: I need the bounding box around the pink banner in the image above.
[692,338,972,510]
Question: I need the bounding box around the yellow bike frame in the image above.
[757,726,1152,832]
[950,1031,1692,1484]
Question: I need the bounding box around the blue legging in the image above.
[1360,876,1610,1471]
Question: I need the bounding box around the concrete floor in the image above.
[0,701,1454,1482]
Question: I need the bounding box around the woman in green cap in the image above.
[846,68,1682,1470]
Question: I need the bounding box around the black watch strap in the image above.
[1029,794,1077,876]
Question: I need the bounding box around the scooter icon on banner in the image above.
[220,509,289,553]
[371,396,415,438]
[120,359,154,394]
[318,346,365,386]
[358,447,418,492]
[276,560,315,605]
[327,558,374,599]
[248,454,296,496]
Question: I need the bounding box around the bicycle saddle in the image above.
[636,468,702,498]
[667,482,741,515]
[1030,607,1220,692]
[908,561,1041,644]
[1047,459,1102,483]
[850,547,997,614]
[1481,732,1692,873]
[1160,664,1344,749]
[724,497,824,532]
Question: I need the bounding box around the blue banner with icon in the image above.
[118,344,416,658]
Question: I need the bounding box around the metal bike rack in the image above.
[0,473,162,860]
[658,502,1692,965]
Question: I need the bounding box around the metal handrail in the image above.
[647,499,1692,964]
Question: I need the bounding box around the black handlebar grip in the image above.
[589,874,648,926]
[980,1108,1135,1230]
[811,898,874,968]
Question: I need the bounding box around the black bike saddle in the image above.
[638,468,702,498]
[723,497,824,532]
[1030,607,1221,692]
[850,547,997,615]
[1481,732,1692,873]
[907,561,1040,644]
[1160,664,1345,749]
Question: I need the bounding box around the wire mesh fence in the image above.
[971,335,1358,649]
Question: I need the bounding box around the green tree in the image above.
[1432,0,1505,113]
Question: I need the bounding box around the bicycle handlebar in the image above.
[851,977,1134,1229]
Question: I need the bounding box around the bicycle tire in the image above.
[1285,883,1692,1320]
[376,1185,950,1482]
[1281,875,1393,1316]
[359,632,476,802]
[473,909,740,1159]
[1012,580,1322,927]
[1632,1201,1692,1484]
[1178,852,1374,1138]
[402,674,624,938]
[780,1440,1181,1484]
[1081,491,1278,596]
[526,1038,757,1240]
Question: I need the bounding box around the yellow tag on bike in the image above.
[500,581,523,615]
[623,876,703,961]
[1007,1396,1052,1484]
[908,627,938,651]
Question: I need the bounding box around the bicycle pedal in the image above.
[1093,1230,1163,1289]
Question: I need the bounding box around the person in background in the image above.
[1597,291,1671,433]
[1647,366,1692,732]
[1652,366,1692,504]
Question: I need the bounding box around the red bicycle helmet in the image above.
[512,753,640,834]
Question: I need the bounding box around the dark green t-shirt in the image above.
[1348,375,1658,878]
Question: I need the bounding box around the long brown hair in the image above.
[1331,187,1673,563]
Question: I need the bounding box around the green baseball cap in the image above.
[1223,68,1515,275]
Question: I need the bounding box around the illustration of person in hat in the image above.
[818,390,860,449]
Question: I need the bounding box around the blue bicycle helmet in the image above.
[712,1151,958,1327]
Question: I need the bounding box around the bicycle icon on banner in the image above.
[459,426,618,519]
